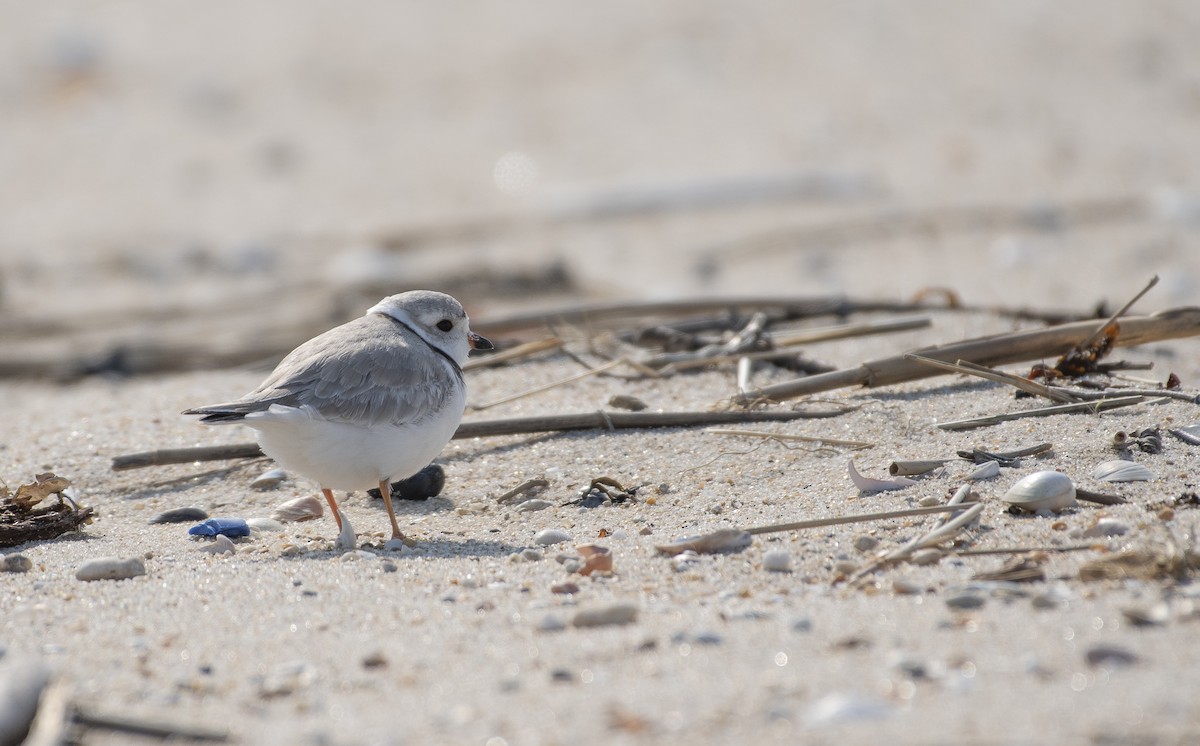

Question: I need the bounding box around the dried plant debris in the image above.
[0,473,93,548]
[1028,320,1119,382]
[972,556,1046,583]
[1079,534,1200,581]
[566,477,639,508]
[1168,424,1200,446]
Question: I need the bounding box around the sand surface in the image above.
[4,3,1200,745]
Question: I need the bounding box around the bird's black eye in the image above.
[436,319,453,332]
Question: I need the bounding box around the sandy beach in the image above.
[4,3,1200,744]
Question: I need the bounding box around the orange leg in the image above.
[322,488,342,530]
[379,479,407,542]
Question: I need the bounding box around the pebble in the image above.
[149,507,209,524]
[516,499,553,513]
[762,550,792,572]
[198,535,236,555]
[537,615,567,632]
[607,394,648,411]
[246,517,284,533]
[804,692,894,728]
[250,468,288,490]
[1085,644,1139,668]
[381,560,398,573]
[339,550,376,562]
[389,464,446,501]
[0,656,50,745]
[271,496,323,523]
[892,578,922,595]
[534,529,572,546]
[833,560,858,575]
[75,557,146,582]
[520,548,544,562]
[672,551,700,572]
[550,582,580,594]
[853,535,879,552]
[944,592,985,610]
[909,548,943,566]
[572,602,639,628]
[2,554,33,573]
[917,496,941,507]
[188,518,251,538]
[383,538,411,552]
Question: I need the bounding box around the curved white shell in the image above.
[1002,471,1077,513]
[1092,459,1155,483]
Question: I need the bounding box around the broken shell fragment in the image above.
[849,460,917,493]
[271,496,323,523]
[888,460,947,477]
[1092,459,1154,483]
[251,468,288,490]
[1002,471,1077,513]
[965,460,1000,481]
[575,544,613,576]
[655,528,752,556]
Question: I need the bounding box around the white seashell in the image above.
[271,496,323,523]
[334,513,356,552]
[246,517,284,533]
[199,535,236,555]
[534,529,572,546]
[1002,471,1077,513]
[966,461,1000,481]
[762,550,792,572]
[1092,459,1155,483]
[1082,517,1131,538]
[848,460,916,493]
[654,528,752,556]
[251,468,288,491]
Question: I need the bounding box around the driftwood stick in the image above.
[111,407,853,471]
[768,314,931,346]
[734,306,1200,403]
[463,337,563,371]
[745,503,967,535]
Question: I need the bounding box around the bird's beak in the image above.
[469,332,493,351]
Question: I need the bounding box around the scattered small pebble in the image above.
[918,496,941,507]
[534,529,572,546]
[340,550,376,562]
[892,578,922,595]
[1085,644,1139,668]
[792,617,813,632]
[361,651,388,669]
[804,692,894,728]
[246,517,284,533]
[572,602,638,628]
[250,468,288,490]
[2,554,33,573]
[762,550,792,573]
[516,499,553,513]
[536,615,567,632]
[608,394,648,411]
[520,548,544,562]
[272,496,323,523]
[1121,602,1169,627]
[380,560,398,572]
[944,592,986,610]
[550,582,580,594]
[149,507,209,524]
[833,560,858,575]
[188,518,251,538]
[909,548,943,566]
[671,551,700,572]
[383,538,411,552]
[576,544,613,576]
[199,535,236,555]
[75,557,145,582]
[853,535,879,552]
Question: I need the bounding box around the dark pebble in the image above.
[150,507,209,524]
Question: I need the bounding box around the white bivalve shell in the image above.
[1092,459,1155,483]
[1002,471,1077,513]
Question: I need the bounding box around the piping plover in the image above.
[184,290,492,542]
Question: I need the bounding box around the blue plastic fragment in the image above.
[187,517,251,538]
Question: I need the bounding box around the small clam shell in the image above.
[1003,471,1077,513]
[271,496,323,523]
[251,468,288,490]
[1092,459,1155,483]
[655,528,752,556]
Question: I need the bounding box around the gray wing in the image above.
[185,315,458,427]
